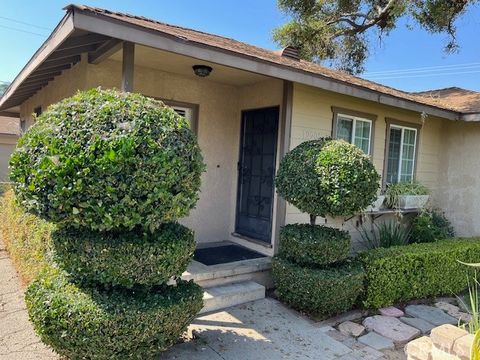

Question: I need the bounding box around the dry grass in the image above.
[0,190,54,285]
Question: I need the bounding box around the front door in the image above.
[235,107,279,243]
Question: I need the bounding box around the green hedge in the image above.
[10,88,205,232]
[359,238,480,308]
[25,268,203,360]
[52,223,195,288]
[279,224,350,266]
[272,257,364,319]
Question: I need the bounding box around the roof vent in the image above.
[280,46,300,61]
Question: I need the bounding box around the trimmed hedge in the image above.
[359,238,480,308]
[10,88,205,232]
[25,268,203,360]
[275,139,379,218]
[52,223,195,288]
[272,257,364,319]
[279,224,350,266]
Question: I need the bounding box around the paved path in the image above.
[0,238,57,360]
[0,236,401,360]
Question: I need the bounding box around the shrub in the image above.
[272,257,364,318]
[410,209,455,243]
[359,238,480,308]
[385,181,430,208]
[279,224,350,266]
[275,139,380,219]
[26,267,203,360]
[0,190,53,283]
[359,220,411,249]
[52,223,195,288]
[9,88,205,232]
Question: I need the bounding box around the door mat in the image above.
[194,244,266,266]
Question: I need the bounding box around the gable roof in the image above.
[0,116,20,137]
[412,87,480,114]
[1,4,479,121]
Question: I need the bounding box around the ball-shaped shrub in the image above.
[26,268,203,360]
[52,222,195,288]
[275,139,380,218]
[272,257,364,318]
[9,88,205,232]
[279,224,350,266]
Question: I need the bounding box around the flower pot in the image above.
[397,195,430,210]
[365,195,386,212]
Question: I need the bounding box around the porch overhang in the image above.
[0,4,475,122]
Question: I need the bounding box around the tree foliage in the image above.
[274,0,476,74]
[0,82,9,96]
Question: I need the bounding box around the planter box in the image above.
[365,195,386,212]
[397,195,429,210]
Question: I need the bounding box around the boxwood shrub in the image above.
[275,139,380,219]
[52,223,195,288]
[272,257,364,319]
[279,224,350,266]
[9,88,205,232]
[25,267,203,360]
[359,238,480,308]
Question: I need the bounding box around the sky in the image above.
[0,0,479,92]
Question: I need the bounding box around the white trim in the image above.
[336,113,373,154]
[389,124,418,183]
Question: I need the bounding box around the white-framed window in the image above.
[335,114,373,154]
[385,124,418,184]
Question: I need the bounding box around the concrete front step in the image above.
[200,280,265,314]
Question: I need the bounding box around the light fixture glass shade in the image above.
[192,65,212,77]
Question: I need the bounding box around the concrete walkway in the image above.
[0,236,402,360]
[0,239,57,360]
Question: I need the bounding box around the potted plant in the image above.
[365,192,386,212]
[385,182,430,210]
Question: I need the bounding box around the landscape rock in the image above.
[363,315,420,344]
[404,336,432,360]
[338,321,366,337]
[358,332,394,350]
[405,305,458,326]
[435,301,460,314]
[400,317,435,334]
[430,324,467,352]
[379,306,404,317]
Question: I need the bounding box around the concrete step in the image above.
[200,280,265,314]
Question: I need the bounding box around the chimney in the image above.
[280,46,300,61]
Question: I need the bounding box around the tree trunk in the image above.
[310,214,316,226]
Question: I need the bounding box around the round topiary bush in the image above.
[9,88,205,232]
[279,224,350,266]
[272,257,364,318]
[52,222,195,288]
[26,267,203,360]
[275,139,380,219]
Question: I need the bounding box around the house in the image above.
[1,5,480,303]
[0,114,20,182]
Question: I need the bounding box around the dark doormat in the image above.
[194,244,266,266]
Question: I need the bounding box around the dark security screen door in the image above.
[235,107,279,243]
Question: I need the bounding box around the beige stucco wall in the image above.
[287,83,447,246]
[0,136,17,181]
[436,121,480,237]
[19,56,283,251]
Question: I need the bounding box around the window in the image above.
[385,122,419,184]
[332,107,375,154]
[34,106,42,117]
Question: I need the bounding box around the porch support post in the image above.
[121,42,134,92]
[273,80,294,254]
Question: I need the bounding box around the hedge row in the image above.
[359,238,480,308]
[52,223,195,288]
[26,267,203,360]
[272,257,364,318]
[279,224,350,266]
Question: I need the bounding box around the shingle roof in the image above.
[0,116,20,136]
[412,87,480,114]
[69,4,480,115]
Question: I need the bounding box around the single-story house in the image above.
[0,114,20,182]
[1,5,480,261]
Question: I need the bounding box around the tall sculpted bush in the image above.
[10,88,206,359]
[273,138,380,318]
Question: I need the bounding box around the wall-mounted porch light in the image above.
[192,65,213,77]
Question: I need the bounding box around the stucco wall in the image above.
[287,83,447,246]
[19,56,283,249]
[436,121,480,236]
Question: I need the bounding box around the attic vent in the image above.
[281,46,300,61]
